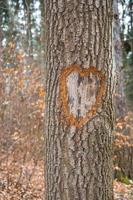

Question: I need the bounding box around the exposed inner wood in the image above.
[67,72,97,117]
[59,64,106,128]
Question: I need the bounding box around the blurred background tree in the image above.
[120,0,133,110]
[0,0,45,68]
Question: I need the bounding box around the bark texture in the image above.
[45,1,114,200]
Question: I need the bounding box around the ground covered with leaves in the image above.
[0,64,45,199]
[0,65,133,199]
[114,180,133,200]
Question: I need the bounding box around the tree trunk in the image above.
[113,0,127,119]
[45,1,114,200]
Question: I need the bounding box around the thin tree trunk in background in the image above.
[0,27,3,108]
[45,1,114,200]
[0,25,3,67]
[113,0,126,118]
[23,0,33,57]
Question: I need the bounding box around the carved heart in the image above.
[59,64,106,128]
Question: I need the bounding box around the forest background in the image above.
[0,0,133,199]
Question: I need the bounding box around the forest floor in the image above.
[0,66,133,199]
[0,143,133,200]
[114,180,133,200]
[0,163,133,200]
[0,160,133,200]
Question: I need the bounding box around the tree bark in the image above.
[45,1,114,200]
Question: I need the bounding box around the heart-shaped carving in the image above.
[59,64,106,128]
